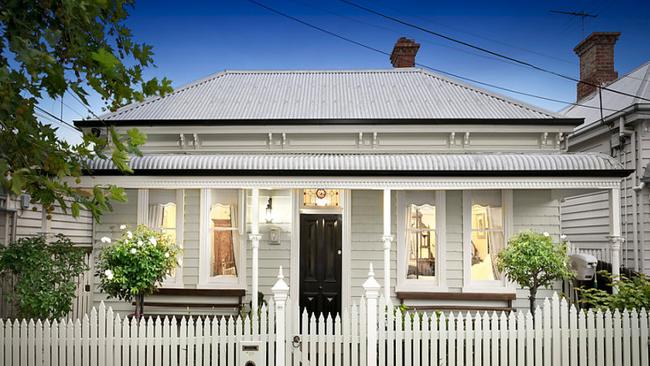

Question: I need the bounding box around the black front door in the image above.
[299,214,342,318]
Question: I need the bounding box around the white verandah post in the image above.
[382,189,393,304]
[609,187,623,293]
[272,267,289,366]
[250,188,261,313]
[363,263,381,366]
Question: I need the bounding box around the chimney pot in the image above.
[574,32,620,101]
[390,37,420,68]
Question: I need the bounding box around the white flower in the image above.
[149,237,157,246]
[137,240,143,246]
[543,232,550,237]
[130,248,137,254]
[127,231,133,239]
[100,236,111,244]
[104,269,114,280]
[120,224,127,230]
[560,234,568,240]
[164,252,170,258]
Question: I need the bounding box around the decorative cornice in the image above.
[73,176,622,190]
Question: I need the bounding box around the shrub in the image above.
[95,225,180,317]
[497,231,574,313]
[0,234,88,319]
[578,271,650,311]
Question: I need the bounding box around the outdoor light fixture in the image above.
[265,197,273,223]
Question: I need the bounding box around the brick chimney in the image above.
[574,32,620,101]
[390,37,420,68]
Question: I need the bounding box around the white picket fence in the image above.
[0,300,278,366]
[2,264,650,365]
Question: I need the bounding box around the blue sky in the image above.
[43,0,650,144]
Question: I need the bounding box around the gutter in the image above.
[569,103,650,140]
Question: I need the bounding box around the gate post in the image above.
[363,263,381,366]
[272,266,289,366]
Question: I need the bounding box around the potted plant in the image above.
[96,224,180,318]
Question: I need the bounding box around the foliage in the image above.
[0,0,172,222]
[578,271,650,311]
[497,231,574,312]
[96,225,180,302]
[0,234,88,319]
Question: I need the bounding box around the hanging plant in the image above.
[96,224,180,318]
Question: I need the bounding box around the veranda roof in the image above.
[86,153,631,177]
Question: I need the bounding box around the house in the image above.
[560,32,650,275]
[70,37,631,318]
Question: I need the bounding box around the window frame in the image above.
[198,188,246,289]
[396,190,447,293]
[462,189,514,292]
[138,189,185,288]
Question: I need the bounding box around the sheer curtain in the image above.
[148,204,164,230]
[487,207,504,280]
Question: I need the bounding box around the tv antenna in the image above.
[550,10,598,37]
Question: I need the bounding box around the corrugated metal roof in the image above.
[95,68,562,121]
[563,61,650,130]
[87,152,628,176]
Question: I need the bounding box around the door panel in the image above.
[299,214,342,318]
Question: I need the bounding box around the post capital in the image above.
[362,263,381,298]
[271,266,290,299]
[607,235,625,249]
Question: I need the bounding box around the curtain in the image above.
[211,204,239,276]
[148,204,164,230]
[487,207,504,280]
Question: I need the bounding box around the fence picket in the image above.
[578,309,587,366]
[422,313,431,366]
[507,311,516,366]
[456,312,465,366]
[543,298,552,366]
[570,305,579,366]
[499,311,507,366]
[552,295,561,366]
[516,312,525,366]
[386,303,395,366]
[439,312,447,366]
[447,312,455,366]
[335,314,342,366]
[50,320,58,366]
[405,311,413,366]
[622,310,631,366]
[560,299,569,366]
[474,312,482,366]
[36,319,43,366]
[640,311,648,366]
[596,310,605,366]
[613,311,622,366]
[534,307,543,366]
[490,312,498,366]
[630,310,640,366]
[526,312,534,366]
[352,303,359,366]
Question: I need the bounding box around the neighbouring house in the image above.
[69,37,631,318]
[0,193,94,319]
[560,32,650,275]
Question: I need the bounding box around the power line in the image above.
[338,0,650,103]
[34,105,81,133]
[287,0,526,69]
[246,0,620,113]
[371,0,576,65]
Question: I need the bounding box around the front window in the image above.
[148,189,183,285]
[469,190,504,282]
[209,189,240,278]
[406,204,436,280]
[397,191,446,291]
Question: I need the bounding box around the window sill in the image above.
[397,291,516,302]
[395,285,449,294]
[461,286,517,295]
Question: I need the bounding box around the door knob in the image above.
[337,250,342,255]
